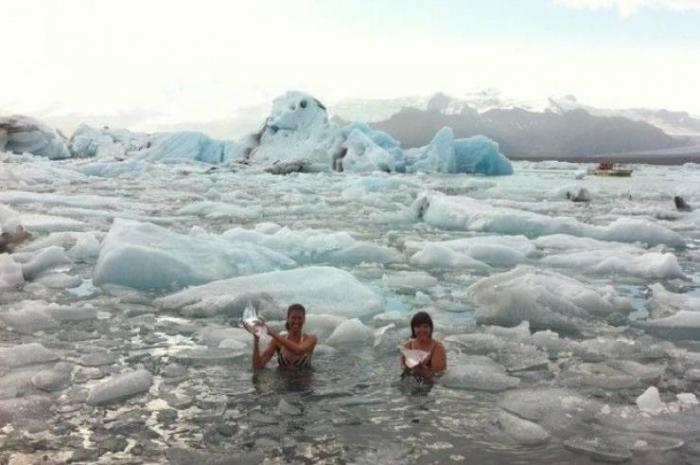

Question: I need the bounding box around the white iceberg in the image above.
[542,250,685,280]
[0,115,71,159]
[414,192,685,246]
[93,219,295,290]
[155,266,383,319]
[467,265,633,331]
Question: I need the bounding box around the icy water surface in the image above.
[1,155,700,464]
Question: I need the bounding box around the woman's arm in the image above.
[252,335,277,370]
[267,329,317,356]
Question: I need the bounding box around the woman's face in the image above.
[413,323,432,340]
[288,310,305,332]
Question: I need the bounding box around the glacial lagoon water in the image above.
[1,155,700,464]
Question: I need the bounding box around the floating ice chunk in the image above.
[497,411,550,446]
[382,271,438,292]
[0,343,59,368]
[156,266,382,319]
[248,91,340,171]
[304,314,348,341]
[340,122,404,172]
[562,362,639,390]
[69,124,151,158]
[195,326,251,348]
[467,266,632,332]
[677,393,699,405]
[639,311,700,341]
[408,235,534,268]
[0,305,59,334]
[607,360,665,381]
[414,193,684,246]
[564,436,631,463]
[0,254,24,288]
[529,329,578,357]
[409,243,491,270]
[500,388,601,435]
[533,234,634,251]
[542,251,685,280]
[94,219,295,290]
[20,246,72,280]
[636,387,665,415]
[484,321,531,341]
[0,395,53,426]
[31,362,72,392]
[135,131,241,164]
[173,347,245,365]
[34,272,82,289]
[326,318,374,347]
[647,283,700,318]
[0,204,22,233]
[341,127,395,173]
[67,233,101,261]
[222,225,400,266]
[178,201,262,220]
[86,369,153,405]
[0,115,71,159]
[441,357,520,392]
[405,128,513,175]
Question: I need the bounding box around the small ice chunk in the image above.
[441,359,520,392]
[326,318,374,347]
[676,393,699,405]
[0,254,24,288]
[31,362,72,392]
[382,271,438,291]
[240,304,265,338]
[86,369,153,405]
[636,387,665,415]
[497,411,550,446]
[0,343,59,368]
[400,348,430,368]
[21,246,72,280]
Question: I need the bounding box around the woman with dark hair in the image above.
[246,303,317,370]
[401,311,446,380]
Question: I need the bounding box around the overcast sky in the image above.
[1,0,698,133]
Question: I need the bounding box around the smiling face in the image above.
[413,323,432,341]
[287,309,305,333]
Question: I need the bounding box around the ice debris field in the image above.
[1,92,700,464]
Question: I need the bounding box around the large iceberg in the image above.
[57,90,512,175]
[467,265,633,332]
[93,219,295,290]
[70,125,241,164]
[155,266,383,319]
[0,115,71,159]
[404,128,513,175]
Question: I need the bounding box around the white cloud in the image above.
[1,0,699,133]
[555,0,700,16]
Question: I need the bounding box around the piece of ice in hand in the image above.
[241,304,265,337]
[400,347,430,368]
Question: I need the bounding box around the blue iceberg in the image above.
[405,127,513,175]
[0,115,71,159]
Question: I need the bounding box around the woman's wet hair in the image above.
[410,311,433,338]
[285,303,306,330]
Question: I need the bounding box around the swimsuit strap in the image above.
[277,333,312,368]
